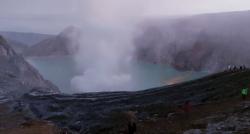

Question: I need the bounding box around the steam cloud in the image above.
[68,0,250,92]
[71,27,135,92]
[70,0,147,92]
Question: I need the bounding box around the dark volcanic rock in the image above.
[19,69,250,133]
[0,35,59,99]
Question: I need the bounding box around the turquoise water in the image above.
[130,61,207,90]
[27,56,207,93]
[27,56,78,93]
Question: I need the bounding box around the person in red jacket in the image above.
[182,100,192,116]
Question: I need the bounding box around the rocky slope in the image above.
[24,26,79,57]
[8,69,250,134]
[6,39,28,54]
[134,10,250,72]
[0,35,59,99]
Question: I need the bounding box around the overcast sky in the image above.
[0,0,250,34]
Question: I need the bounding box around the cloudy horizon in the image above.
[1,0,250,34]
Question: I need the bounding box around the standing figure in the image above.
[126,111,137,134]
[241,88,249,101]
[128,121,136,134]
[183,100,192,113]
[182,100,192,119]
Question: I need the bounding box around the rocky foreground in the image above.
[0,69,249,134]
[1,33,250,133]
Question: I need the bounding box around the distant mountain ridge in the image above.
[134,10,250,72]
[0,31,54,46]
[23,26,79,57]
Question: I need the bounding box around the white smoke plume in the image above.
[71,27,135,92]
[70,0,147,92]
[68,0,250,92]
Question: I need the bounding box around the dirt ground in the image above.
[136,96,250,134]
[0,104,64,134]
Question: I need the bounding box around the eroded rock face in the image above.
[0,35,59,98]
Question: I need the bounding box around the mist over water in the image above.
[68,1,148,92]
[13,0,250,93]
[67,0,212,92]
[27,56,207,93]
[71,26,135,92]
[20,0,210,93]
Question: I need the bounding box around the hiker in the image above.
[126,111,137,134]
[227,65,232,71]
[182,100,192,119]
[241,88,249,101]
[183,100,192,113]
[240,66,243,70]
[243,65,247,70]
[233,66,237,71]
[128,121,137,134]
